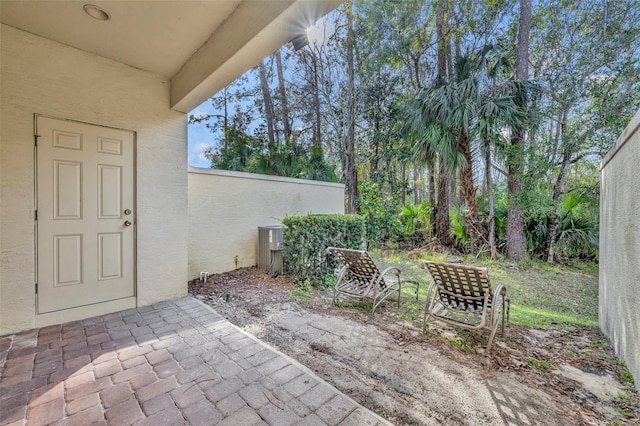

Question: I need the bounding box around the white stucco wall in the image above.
[600,108,640,393]
[0,25,188,333]
[188,167,345,278]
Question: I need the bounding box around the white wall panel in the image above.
[600,108,640,393]
[188,168,345,278]
[1,24,188,333]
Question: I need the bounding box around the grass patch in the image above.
[526,356,555,372]
[614,406,634,419]
[369,249,599,331]
[396,302,423,321]
[289,280,312,302]
[618,369,635,385]
[509,305,597,328]
[435,333,478,354]
[335,301,372,312]
[489,260,598,328]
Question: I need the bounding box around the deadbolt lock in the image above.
[124,209,131,215]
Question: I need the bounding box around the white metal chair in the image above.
[326,247,419,315]
[422,261,508,352]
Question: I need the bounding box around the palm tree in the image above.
[406,47,531,253]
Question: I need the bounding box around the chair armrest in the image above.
[379,266,401,280]
[335,265,349,286]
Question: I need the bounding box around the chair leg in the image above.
[422,301,431,333]
[501,299,505,336]
[487,321,499,353]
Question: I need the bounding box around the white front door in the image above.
[36,116,135,314]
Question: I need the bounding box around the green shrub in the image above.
[357,181,401,243]
[281,214,365,286]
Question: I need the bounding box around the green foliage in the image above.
[206,115,261,171]
[281,214,365,286]
[450,208,471,250]
[247,142,338,182]
[399,201,430,237]
[554,189,599,260]
[288,279,312,302]
[526,357,554,372]
[190,0,640,261]
[618,369,635,385]
[519,186,599,261]
[204,119,338,183]
[525,203,552,258]
[357,182,402,243]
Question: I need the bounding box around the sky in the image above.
[187,104,215,168]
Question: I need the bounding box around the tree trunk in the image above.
[485,143,497,259]
[435,0,448,86]
[459,132,479,221]
[412,54,422,88]
[547,109,570,263]
[258,60,275,144]
[275,50,292,142]
[401,163,407,205]
[312,53,322,149]
[434,0,450,245]
[450,176,458,207]
[436,160,450,245]
[222,88,229,150]
[345,0,358,214]
[429,165,436,237]
[459,131,486,251]
[506,0,532,260]
[413,163,421,204]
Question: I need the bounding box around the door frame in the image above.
[34,113,138,321]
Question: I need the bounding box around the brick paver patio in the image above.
[0,297,390,425]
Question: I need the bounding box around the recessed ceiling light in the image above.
[83,4,110,21]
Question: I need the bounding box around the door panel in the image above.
[98,233,122,280]
[37,116,135,314]
[98,165,122,219]
[53,160,82,219]
[54,234,83,286]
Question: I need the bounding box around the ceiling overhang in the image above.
[0,0,342,113]
[171,0,340,113]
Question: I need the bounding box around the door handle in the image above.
[124,221,132,227]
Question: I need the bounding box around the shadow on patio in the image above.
[0,297,388,425]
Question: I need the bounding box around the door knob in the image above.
[124,221,132,227]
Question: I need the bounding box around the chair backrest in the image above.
[424,261,492,310]
[327,247,384,288]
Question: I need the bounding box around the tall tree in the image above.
[345,0,358,213]
[530,0,640,262]
[274,49,292,142]
[434,0,451,246]
[311,53,322,148]
[258,60,276,143]
[506,0,531,260]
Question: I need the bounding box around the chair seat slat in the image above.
[327,247,420,316]
[423,261,507,353]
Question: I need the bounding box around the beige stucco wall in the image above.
[0,25,188,333]
[599,108,640,393]
[188,167,345,278]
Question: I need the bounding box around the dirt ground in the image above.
[189,267,640,425]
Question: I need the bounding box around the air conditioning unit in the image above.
[258,226,283,275]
